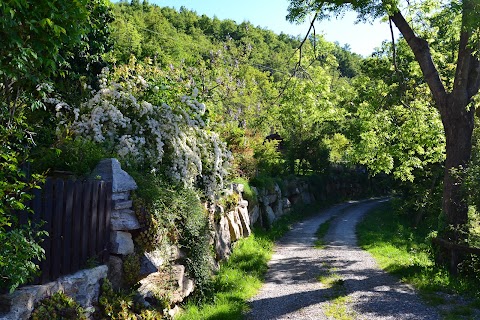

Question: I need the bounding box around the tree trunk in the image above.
[440,95,475,272]
[391,7,480,273]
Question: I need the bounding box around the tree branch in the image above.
[390,11,447,111]
[452,30,472,102]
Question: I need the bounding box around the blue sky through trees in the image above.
[153,0,396,56]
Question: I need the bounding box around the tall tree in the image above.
[288,0,480,271]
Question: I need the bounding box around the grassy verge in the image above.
[357,201,480,319]
[314,216,336,249]
[176,202,331,319]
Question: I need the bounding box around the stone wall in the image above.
[0,158,368,319]
[0,266,107,320]
[211,178,316,261]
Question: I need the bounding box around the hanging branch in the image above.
[274,12,319,103]
[389,17,411,109]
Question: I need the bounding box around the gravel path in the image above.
[246,199,440,320]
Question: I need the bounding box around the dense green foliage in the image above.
[2,0,479,315]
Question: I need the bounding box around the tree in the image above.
[288,0,480,271]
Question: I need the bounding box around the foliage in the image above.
[32,136,110,178]
[58,58,231,197]
[31,291,87,320]
[0,226,46,293]
[232,177,257,204]
[98,278,164,320]
[130,173,214,297]
[0,106,46,294]
[123,253,141,288]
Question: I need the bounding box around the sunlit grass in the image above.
[357,202,480,319]
[314,216,335,249]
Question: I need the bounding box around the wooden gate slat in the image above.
[71,180,83,272]
[96,181,106,262]
[52,179,64,280]
[80,181,92,267]
[62,180,75,275]
[89,182,99,260]
[40,178,54,283]
[104,181,112,262]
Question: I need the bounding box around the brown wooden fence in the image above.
[21,178,112,284]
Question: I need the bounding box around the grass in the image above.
[176,201,333,319]
[357,201,480,319]
[317,266,355,320]
[314,216,336,249]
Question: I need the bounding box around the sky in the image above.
[151,0,396,56]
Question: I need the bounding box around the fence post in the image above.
[90,159,139,255]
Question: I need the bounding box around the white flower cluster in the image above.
[68,68,232,197]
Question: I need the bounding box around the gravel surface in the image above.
[246,199,441,320]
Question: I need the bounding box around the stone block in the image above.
[233,183,244,194]
[265,205,276,225]
[0,266,107,320]
[215,215,231,260]
[137,265,194,306]
[282,197,292,209]
[114,199,133,210]
[226,211,242,241]
[140,250,166,277]
[237,206,251,237]
[90,158,137,193]
[238,199,248,208]
[107,255,124,290]
[110,209,141,231]
[249,205,260,226]
[110,231,134,255]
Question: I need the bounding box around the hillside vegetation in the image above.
[1,0,480,318]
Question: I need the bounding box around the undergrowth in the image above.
[357,201,480,319]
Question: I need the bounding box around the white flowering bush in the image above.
[61,58,231,196]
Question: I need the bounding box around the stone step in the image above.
[113,199,133,210]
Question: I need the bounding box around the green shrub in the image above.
[0,226,46,293]
[129,173,214,299]
[31,291,87,320]
[232,177,257,204]
[123,253,141,287]
[32,136,109,178]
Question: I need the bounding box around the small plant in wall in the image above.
[30,291,87,320]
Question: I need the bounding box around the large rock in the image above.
[110,231,134,255]
[233,183,244,194]
[265,205,276,225]
[237,206,251,237]
[140,250,165,277]
[249,205,260,226]
[0,266,107,320]
[90,158,137,193]
[137,265,194,306]
[110,209,141,231]
[215,215,231,260]
[282,197,292,210]
[107,255,125,289]
[226,210,243,241]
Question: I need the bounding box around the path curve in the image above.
[246,200,440,320]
